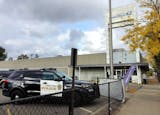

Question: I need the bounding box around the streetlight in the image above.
[108,0,114,79]
[108,1,113,115]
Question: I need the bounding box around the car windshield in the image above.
[55,71,72,81]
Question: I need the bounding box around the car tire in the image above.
[65,91,82,107]
[11,90,24,100]
[74,92,82,107]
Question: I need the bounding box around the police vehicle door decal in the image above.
[40,80,63,97]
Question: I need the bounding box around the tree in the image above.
[153,53,160,81]
[17,54,29,60]
[30,53,39,59]
[0,46,7,61]
[30,54,34,59]
[8,57,13,61]
[35,54,39,58]
[121,1,160,80]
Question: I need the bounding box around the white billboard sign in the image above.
[107,4,136,28]
[40,80,63,97]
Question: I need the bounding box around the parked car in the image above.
[2,69,100,105]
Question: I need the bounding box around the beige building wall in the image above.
[0,53,106,75]
[0,52,148,84]
[77,53,106,65]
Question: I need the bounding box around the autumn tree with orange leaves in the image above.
[122,1,160,81]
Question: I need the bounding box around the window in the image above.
[42,72,59,80]
[8,71,22,80]
[133,70,137,75]
[23,71,42,78]
[114,70,116,75]
[55,71,72,81]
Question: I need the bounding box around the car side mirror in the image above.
[62,76,66,81]
[55,76,66,81]
[55,77,63,81]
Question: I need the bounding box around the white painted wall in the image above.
[75,66,143,84]
[75,68,105,81]
[131,75,139,83]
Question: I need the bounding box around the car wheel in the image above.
[74,92,82,107]
[11,90,24,100]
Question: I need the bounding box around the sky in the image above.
[0,0,135,59]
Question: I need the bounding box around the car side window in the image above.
[8,71,22,80]
[23,71,42,78]
[42,72,59,80]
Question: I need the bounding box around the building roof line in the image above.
[76,62,148,68]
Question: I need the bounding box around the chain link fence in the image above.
[0,79,124,115]
[0,90,72,115]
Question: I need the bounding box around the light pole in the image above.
[108,0,114,79]
[108,0,113,115]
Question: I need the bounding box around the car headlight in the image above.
[64,85,71,89]
[81,84,91,88]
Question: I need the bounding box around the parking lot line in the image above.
[79,107,93,113]
[7,108,11,115]
[90,105,107,115]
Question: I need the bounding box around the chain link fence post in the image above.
[69,48,77,115]
[108,82,111,115]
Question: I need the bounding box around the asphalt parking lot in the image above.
[0,89,120,115]
[0,89,10,103]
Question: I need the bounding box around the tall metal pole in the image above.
[108,0,114,78]
[108,82,111,115]
[69,48,77,115]
[69,65,75,115]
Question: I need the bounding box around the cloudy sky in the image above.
[0,0,135,59]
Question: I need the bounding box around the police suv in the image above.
[2,69,100,105]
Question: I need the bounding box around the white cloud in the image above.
[0,0,134,59]
[81,28,106,53]
[2,26,129,59]
[57,31,70,41]
[21,22,58,38]
[0,0,108,23]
